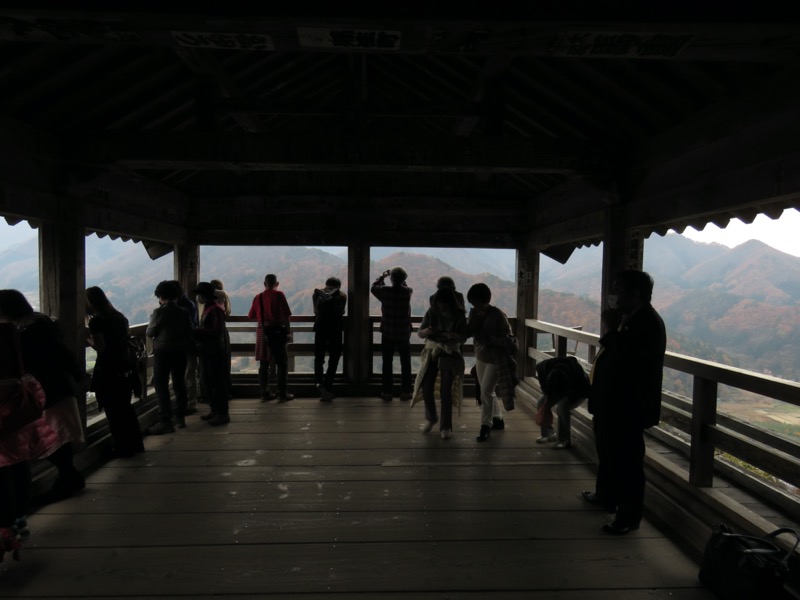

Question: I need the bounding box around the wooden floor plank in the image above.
[2,540,706,596]
[35,479,602,514]
[30,510,661,548]
[86,463,597,484]
[2,396,712,599]
[98,448,587,468]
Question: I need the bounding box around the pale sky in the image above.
[1,208,799,256]
[676,208,800,258]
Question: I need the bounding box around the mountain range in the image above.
[1,230,799,385]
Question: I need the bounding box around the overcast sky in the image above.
[676,208,800,257]
[1,208,799,257]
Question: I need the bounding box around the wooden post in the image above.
[555,335,568,358]
[174,243,200,299]
[39,198,87,420]
[601,204,643,311]
[515,240,539,379]
[346,244,371,385]
[689,375,718,487]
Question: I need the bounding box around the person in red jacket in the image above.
[248,274,294,402]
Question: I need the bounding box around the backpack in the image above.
[315,289,343,321]
[124,336,147,399]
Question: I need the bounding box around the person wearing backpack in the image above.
[312,277,347,402]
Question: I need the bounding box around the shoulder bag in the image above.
[699,522,798,600]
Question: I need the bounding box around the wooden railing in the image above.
[126,313,516,384]
[524,318,800,517]
[222,314,492,373]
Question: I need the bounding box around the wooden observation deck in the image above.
[1,2,800,597]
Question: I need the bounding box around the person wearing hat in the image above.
[193,282,231,426]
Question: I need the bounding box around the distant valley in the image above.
[2,232,799,391]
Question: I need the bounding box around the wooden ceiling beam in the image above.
[640,65,800,169]
[190,195,524,216]
[73,133,609,175]
[173,46,263,132]
[1,11,798,63]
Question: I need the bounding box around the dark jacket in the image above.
[177,294,200,328]
[312,288,347,331]
[89,312,130,379]
[536,356,590,405]
[18,313,83,407]
[147,301,193,353]
[589,304,667,429]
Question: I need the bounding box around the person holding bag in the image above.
[466,283,516,442]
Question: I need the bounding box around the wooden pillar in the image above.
[39,198,87,418]
[689,376,718,487]
[174,243,200,297]
[600,204,643,311]
[346,244,371,385]
[515,238,540,380]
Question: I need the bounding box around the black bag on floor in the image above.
[698,522,798,600]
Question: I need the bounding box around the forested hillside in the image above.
[1,233,798,386]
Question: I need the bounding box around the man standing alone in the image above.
[583,270,666,535]
[371,267,413,401]
[249,274,294,402]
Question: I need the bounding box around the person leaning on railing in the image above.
[86,286,145,455]
[248,274,294,403]
[312,277,347,402]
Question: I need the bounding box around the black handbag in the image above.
[698,522,798,600]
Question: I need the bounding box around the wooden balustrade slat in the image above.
[709,425,800,489]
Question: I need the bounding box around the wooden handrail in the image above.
[524,317,800,494]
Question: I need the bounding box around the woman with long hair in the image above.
[86,286,144,457]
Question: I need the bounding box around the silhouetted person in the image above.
[0,289,85,503]
[428,276,465,311]
[0,321,57,560]
[413,287,467,439]
[146,280,192,434]
[174,282,200,411]
[534,356,590,449]
[582,270,666,535]
[86,286,144,456]
[248,274,293,402]
[371,267,413,401]
[312,277,347,402]
[466,283,515,441]
[194,282,231,425]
